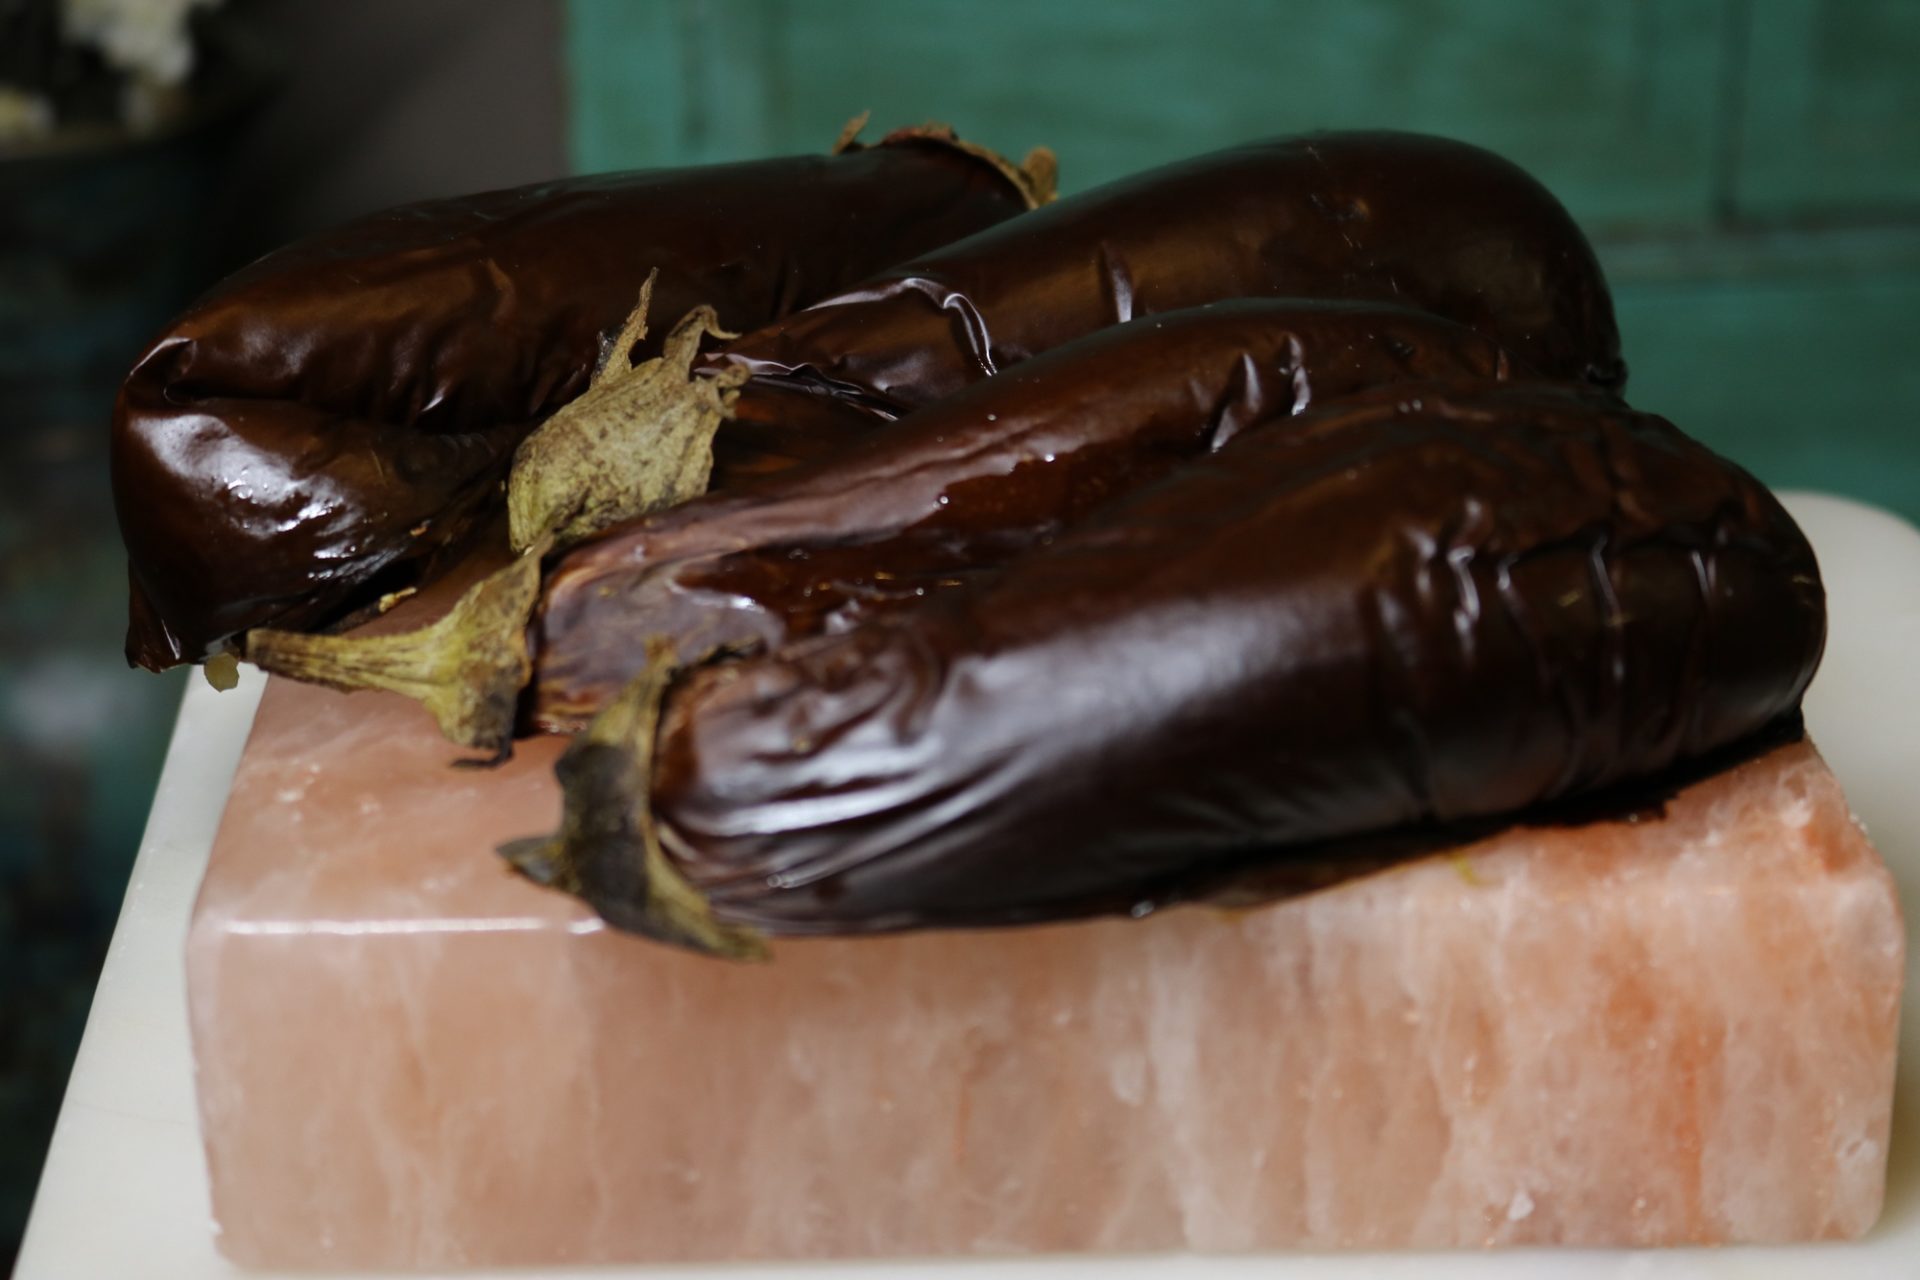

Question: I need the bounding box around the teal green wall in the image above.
[565,0,1920,517]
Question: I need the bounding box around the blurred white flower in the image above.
[61,0,224,87]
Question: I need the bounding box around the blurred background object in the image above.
[0,0,562,1264]
[4,0,1913,1264]
[571,0,1920,518]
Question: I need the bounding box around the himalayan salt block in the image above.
[188,675,1904,1271]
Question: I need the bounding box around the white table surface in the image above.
[17,491,1920,1280]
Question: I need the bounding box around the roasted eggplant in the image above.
[115,123,1052,669]
[506,383,1822,953]
[531,299,1518,729]
[701,129,1625,487]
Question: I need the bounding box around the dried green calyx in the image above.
[244,548,545,756]
[832,111,1059,209]
[506,274,748,554]
[499,644,767,961]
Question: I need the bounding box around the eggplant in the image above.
[530,299,1517,730]
[699,129,1625,487]
[504,382,1822,955]
[114,122,1052,670]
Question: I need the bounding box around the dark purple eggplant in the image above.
[503,382,1822,955]
[529,299,1517,731]
[114,123,1051,670]
[699,129,1624,488]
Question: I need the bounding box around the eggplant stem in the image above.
[507,289,747,554]
[244,549,545,755]
[831,114,1057,208]
[203,650,240,691]
[829,109,873,155]
[594,268,656,385]
[500,640,767,961]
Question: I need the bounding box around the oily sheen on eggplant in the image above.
[704,130,1624,486]
[591,383,1822,940]
[114,127,1043,670]
[529,300,1518,731]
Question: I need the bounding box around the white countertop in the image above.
[17,491,1920,1280]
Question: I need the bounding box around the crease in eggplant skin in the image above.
[700,130,1625,481]
[707,379,909,489]
[529,299,1520,732]
[114,127,1044,672]
[625,382,1821,938]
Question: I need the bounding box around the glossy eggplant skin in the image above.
[646,382,1823,934]
[705,130,1623,484]
[530,300,1517,730]
[114,137,1034,671]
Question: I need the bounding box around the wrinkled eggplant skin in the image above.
[531,300,1517,730]
[706,130,1625,481]
[648,383,1823,933]
[113,141,1032,670]
[707,380,902,489]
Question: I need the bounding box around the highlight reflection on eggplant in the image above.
[510,383,1822,953]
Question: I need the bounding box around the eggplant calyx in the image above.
[244,547,545,757]
[507,276,748,554]
[834,112,1058,209]
[500,644,767,962]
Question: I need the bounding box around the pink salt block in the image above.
[188,675,1904,1270]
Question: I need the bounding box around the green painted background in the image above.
[565,0,1920,518]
